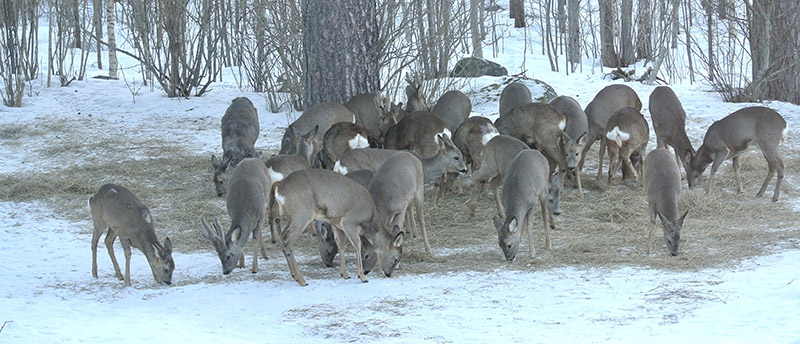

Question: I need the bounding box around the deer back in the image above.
[585,84,642,141]
[383,111,450,158]
[279,102,355,164]
[321,122,370,169]
[368,152,423,230]
[275,169,374,226]
[550,96,588,170]
[649,86,694,153]
[346,93,394,146]
[476,134,530,180]
[212,97,260,197]
[499,82,532,116]
[605,107,649,149]
[264,154,309,184]
[453,116,499,171]
[432,90,472,133]
[334,148,400,175]
[642,148,685,256]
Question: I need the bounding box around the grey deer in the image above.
[432,90,472,134]
[688,106,787,202]
[212,97,260,197]
[493,150,563,261]
[90,183,174,286]
[649,86,696,185]
[201,158,270,275]
[642,149,689,256]
[280,102,355,166]
[604,107,649,189]
[468,134,530,218]
[550,95,588,197]
[498,82,532,116]
[345,93,396,147]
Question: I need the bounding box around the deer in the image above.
[345,92,397,147]
[550,95,588,198]
[403,73,429,113]
[263,154,309,244]
[604,107,650,190]
[578,84,642,180]
[201,158,271,275]
[468,134,530,218]
[280,102,356,166]
[493,150,562,261]
[270,169,375,286]
[687,106,787,202]
[642,149,688,256]
[211,97,260,197]
[432,90,472,134]
[90,183,174,286]
[494,102,570,178]
[318,122,370,169]
[383,111,452,158]
[453,116,499,173]
[649,86,696,184]
[334,148,400,175]
[498,82,532,116]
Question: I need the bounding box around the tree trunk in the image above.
[670,0,679,49]
[106,0,117,78]
[620,0,633,66]
[750,0,800,104]
[598,0,618,67]
[470,0,483,58]
[567,0,580,67]
[72,0,81,49]
[302,0,379,108]
[93,0,102,70]
[635,0,651,60]
[510,0,525,27]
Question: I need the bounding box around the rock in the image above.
[450,57,509,78]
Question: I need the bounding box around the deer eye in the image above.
[507,244,512,249]
[454,156,460,161]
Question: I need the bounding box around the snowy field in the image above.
[1,9,800,344]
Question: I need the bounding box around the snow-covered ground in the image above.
[1,9,799,343]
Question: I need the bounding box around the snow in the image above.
[1,8,800,343]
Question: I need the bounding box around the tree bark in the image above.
[598,0,618,67]
[72,0,81,49]
[620,0,633,66]
[470,0,483,58]
[302,0,379,108]
[509,0,525,28]
[93,0,102,70]
[106,0,117,78]
[635,0,651,60]
[567,0,580,67]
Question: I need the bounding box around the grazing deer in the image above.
[346,93,396,147]
[201,158,270,275]
[550,95,588,197]
[270,169,374,286]
[432,90,472,133]
[280,102,355,166]
[366,151,426,274]
[264,154,309,244]
[605,107,650,189]
[344,169,376,188]
[453,116,499,172]
[688,106,787,202]
[649,86,696,184]
[383,111,452,158]
[493,150,562,261]
[578,84,642,179]
[498,82,532,116]
[212,97,260,197]
[318,122,369,169]
[494,102,570,177]
[90,184,174,286]
[334,148,400,175]
[468,134,530,218]
[642,149,688,256]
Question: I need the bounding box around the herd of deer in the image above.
[89,76,788,287]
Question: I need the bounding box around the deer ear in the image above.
[678,210,689,227]
[560,131,570,145]
[304,125,318,140]
[508,217,519,233]
[211,155,221,168]
[163,237,173,254]
[576,131,587,145]
[392,227,404,247]
[437,134,446,149]
[493,216,504,233]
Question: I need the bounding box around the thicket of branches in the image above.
[0,0,798,108]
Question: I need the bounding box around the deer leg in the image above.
[606,145,618,189]
[468,180,486,217]
[415,195,431,255]
[331,225,350,280]
[596,139,607,180]
[91,223,105,279]
[524,210,535,257]
[490,177,505,219]
[278,217,310,286]
[268,205,277,244]
[706,152,727,195]
[732,156,743,194]
[758,148,784,202]
[404,206,416,237]
[578,134,594,172]
[541,201,552,250]
[647,207,657,254]
[623,152,639,186]
[340,221,369,283]
[104,229,123,280]
[252,222,264,273]
[120,238,133,286]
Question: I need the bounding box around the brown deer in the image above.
[212,97,260,197]
[649,86,695,184]
[201,158,270,275]
[604,107,650,189]
[432,90,472,133]
[498,82,532,116]
[468,134,530,218]
[688,106,787,202]
[493,150,562,261]
[642,149,688,256]
[494,102,570,177]
[453,116,499,172]
[345,93,395,147]
[90,184,174,286]
[271,169,375,286]
[550,95,588,197]
[280,102,355,166]
[319,122,370,169]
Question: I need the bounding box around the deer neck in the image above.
[419,153,446,183]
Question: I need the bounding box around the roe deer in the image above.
[642,149,688,256]
[280,102,355,166]
[383,111,451,158]
[578,84,642,179]
[649,86,695,185]
[334,148,400,175]
[550,95,588,197]
[492,150,562,261]
[605,107,650,189]
[212,97,260,197]
[453,116,499,172]
[495,102,570,177]
[688,106,787,202]
[403,73,429,113]
[319,122,369,169]
[270,169,375,286]
[346,93,395,147]
[264,154,309,244]
[90,183,174,286]
[201,158,270,275]
[432,90,472,133]
[468,134,530,218]
[498,82,532,116]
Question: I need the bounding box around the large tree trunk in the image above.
[635,0,651,60]
[750,0,800,104]
[567,0,580,67]
[509,0,525,28]
[93,0,102,70]
[598,0,618,67]
[302,0,379,108]
[470,0,483,58]
[619,0,634,66]
[106,0,117,78]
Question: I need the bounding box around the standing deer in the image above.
[264,154,309,244]
[649,86,695,184]
[432,90,472,133]
[453,116,499,172]
[494,102,570,177]
[271,169,374,286]
[493,150,562,261]
[345,93,396,147]
[212,97,260,197]
[578,84,642,179]
[605,107,650,189]
[90,184,174,286]
[280,102,355,166]
[403,73,429,113]
[201,158,270,275]
[688,106,787,202]
[383,111,451,158]
[643,149,688,256]
[550,95,588,197]
[498,82,532,116]
[468,134,530,218]
[319,122,369,169]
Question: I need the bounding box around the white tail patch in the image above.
[267,167,285,184]
[442,128,452,139]
[333,161,348,175]
[605,127,630,146]
[348,134,369,149]
[481,129,499,145]
[558,119,566,131]
[274,188,287,207]
[781,125,788,145]
[142,209,152,224]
